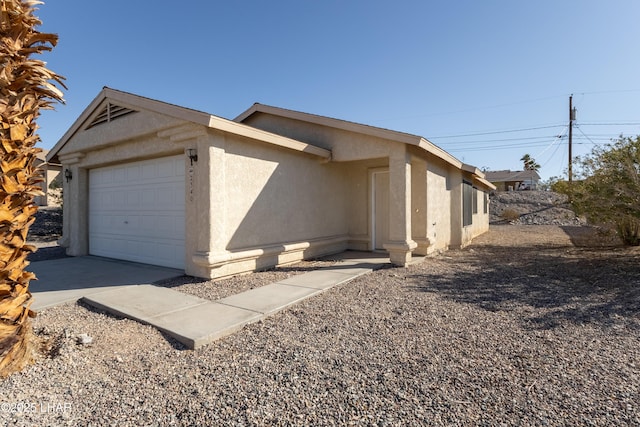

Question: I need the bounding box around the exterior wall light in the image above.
[186,148,198,166]
[64,168,72,182]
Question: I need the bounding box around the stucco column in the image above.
[58,154,88,256]
[383,148,417,266]
[65,166,89,256]
[188,133,226,277]
[411,157,431,255]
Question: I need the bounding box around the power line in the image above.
[539,134,565,173]
[575,126,600,146]
[535,126,568,159]
[426,120,638,141]
[447,142,564,152]
[577,122,640,126]
[574,89,640,96]
[438,135,564,145]
[445,137,600,153]
[428,124,565,139]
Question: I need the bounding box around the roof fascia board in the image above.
[104,91,330,158]
[46,88,108,162]
[102,88,212,126]
[462,163,496,190]
[462,163,485,177]
[233,104,260,123]
[476,177,497,190]
[48,88,331,163]
[236,104,476,170]
[417,138,463,169]
[235,103,422,145]
[207,115,331,159]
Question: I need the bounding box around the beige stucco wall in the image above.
[244,112,423,265]
[187,130,353,278]
[57,109,185,160]
[243,111,493,260]
[55,104,357,278]
[57,96,493,279]
[426,158,454,253]
[222,135,349,250]
[242,113,397,162]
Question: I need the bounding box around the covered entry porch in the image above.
[343,144,437,267]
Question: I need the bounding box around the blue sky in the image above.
[35,1,640,180]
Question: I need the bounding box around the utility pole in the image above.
[568,94,573,184]
[568,95,577,200]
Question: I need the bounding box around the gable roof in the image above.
[235,103,495,189]
[46,88,331,163]
[485,170,541,182]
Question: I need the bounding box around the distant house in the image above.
[33,150,62,206]
[485,170,540,191]
[47,87,495,278]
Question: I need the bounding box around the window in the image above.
[483,192,488,214]
[463,181,473,226]
[472,187,478,214]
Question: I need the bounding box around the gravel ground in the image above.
[2,225,639,426]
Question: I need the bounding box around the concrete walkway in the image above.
[31,253,393,349]
[29,256,183,310]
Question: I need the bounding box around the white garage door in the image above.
[89,156,185,269]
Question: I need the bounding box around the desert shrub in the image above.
[550,179,570,195]
[617,217,640,246]
[500,209,521,221]
[572,135,640,246]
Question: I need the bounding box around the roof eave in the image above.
[47,89,331,163]
[208,115,331,159]
[236,104,483,171]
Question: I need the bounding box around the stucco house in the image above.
[33,150,62,206]
[47,87,495,279]
[485,169,540,191]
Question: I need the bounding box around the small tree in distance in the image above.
[571,135,640,245]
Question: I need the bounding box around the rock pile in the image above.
[490,190,585,226]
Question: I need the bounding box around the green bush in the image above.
[550,179,570,195]
[572,135,640,246]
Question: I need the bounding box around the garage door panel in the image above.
[125,190,141,207]
[89,156,185,269]
[89,235,182,268]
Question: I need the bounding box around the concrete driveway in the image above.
[28,256,183,311]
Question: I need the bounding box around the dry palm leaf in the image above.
[0,0,65,378]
